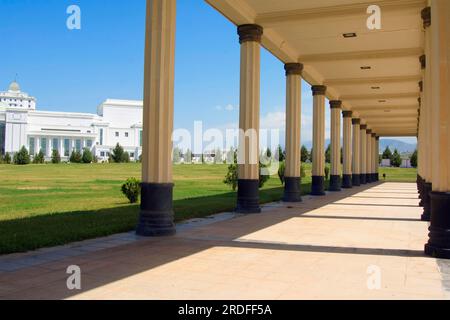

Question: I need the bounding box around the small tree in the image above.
[4,153,11,164]
[410,149,418,168]
[82,148,93,164]
[301,145,309,162]
[278,161,286,185]
[14,146,31,165]
[51,149,61,164]
[325,144,331,163]
[70,150,82,163]
[325,165,330,180]
[111,143,124,163]
[391,149,402,167]
[223,163,238,191]
[277,145,285,162]
[121,178,141,204]
[185,149,192,164]
[214,148,222,164]
[172,147,182,164]
[382,146,393,160]
[32,150,45,164]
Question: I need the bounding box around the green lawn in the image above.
[0,163,416,254]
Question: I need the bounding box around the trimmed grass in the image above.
[0,163,416,254]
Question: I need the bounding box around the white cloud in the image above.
[215,104,238,112]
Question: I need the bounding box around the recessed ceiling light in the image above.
[371,86,381,90]
[361,66,371,70]
[343,33,357,38]
[379,100,387,103]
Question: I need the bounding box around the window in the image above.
[86,140,93,148]
[75,140,81,152]
[99,129,104,145]
[64,139,70,157]
[29,137,35,156]
[130,153,135,158]
[40,138,47,153]
[125,132,129,138]
[115,132,119,137]
[139,130,143,147]
[52,138,59,151]
[100,152,105,157]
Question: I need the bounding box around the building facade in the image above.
[0,81,143,161]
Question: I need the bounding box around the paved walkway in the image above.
[1,182,449,300]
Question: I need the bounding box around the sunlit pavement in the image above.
[1,182,449,300]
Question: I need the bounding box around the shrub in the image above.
[4,153,11,164]
[51,149,61,164]
[301,145,309,162]
[111,143,124,163]
[14,146,31,165]
[70,150,82,163]
[259,163,270,188]
[33,150,45,164]
[82,148,93,164]
[122,152,130,163]
[121,178,141,204]
[300,165,306,178]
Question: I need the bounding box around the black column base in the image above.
[352,174,360,186]
[421,182,432,221]
[366,173,373,183]
[136,183,176,237]
[283,177,302,202]
[360,173,367,184]
[342,174,352,188]
[425,192,450,259]
[417,175,424,207]
[236,179,261,214]
[329,175,341,192]
[376,173,380,181]
[311,176,325,196]
[372,173,378,182]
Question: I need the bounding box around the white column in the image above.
[342,111,353,188]
[352,118,361,186]
[283,63,303,202]
[329,100,342,191]
[311,85,327,195]
[360,124,367,184]
[137,0,177,236]
[425,0,450,259]
[235,24,263,213]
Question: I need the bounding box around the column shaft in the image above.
[360,125,367,184]
[342,111,353,188]
[137,0,176,237]
[425,0,450,259]
[236,24,263,213]
[366,130,372,183]
[375,136,380,181]
[329,101,342,191]
[283,63,303,202]
[352,119,361,186]
[311,85,327,195]
[371,134,377,182]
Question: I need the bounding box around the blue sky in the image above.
[0,0,415,146]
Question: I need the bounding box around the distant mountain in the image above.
[301,139,416,154]
[379,139,416,153]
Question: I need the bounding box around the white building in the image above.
[0,81,143,162]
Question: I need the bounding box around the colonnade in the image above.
[138,0,450,259]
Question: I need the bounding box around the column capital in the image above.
[367,129,372,134]
[284,63,303,76]
[329,100,342,109]
[371,133,377,138]
[421,7,431,29]
[418,97,421,106]
[311,85,327,96]
[238,24,263,44]
[376,136,380,141]
[343,111,353,118]
[419,55,426,69]
[360,124,367,130]
[419,81,423,92]
[352,118,360,125]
